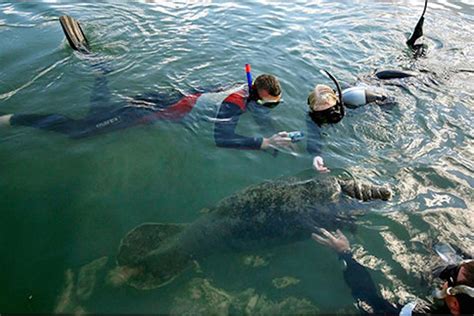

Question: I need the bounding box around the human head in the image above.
[307,84,343,125]
[437,260,474,315]
[252,74,282,108]
[308,84,338,112]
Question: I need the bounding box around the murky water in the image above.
[0,0,473,314]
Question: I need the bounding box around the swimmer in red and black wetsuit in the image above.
[214,74,292,150]
[0,73,292,151]
[0,16,292,150]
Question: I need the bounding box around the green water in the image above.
[1,1,473,314]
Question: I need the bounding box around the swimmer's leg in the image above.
[9,113,82,136]
[88,75,115,116]
[130,90,185,108]
[190,82,243,94]
[8,106,153,139]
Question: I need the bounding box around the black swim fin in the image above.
[59,15,91,54]
[406,0,428,49]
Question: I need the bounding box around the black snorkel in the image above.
[308,69,345,126]
[406,0,428,50]
[321,69,345,118]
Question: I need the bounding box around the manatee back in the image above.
[199,177,342,249]
[211,176,341,218]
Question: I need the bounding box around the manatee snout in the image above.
[377,186,392,201]
[338,180,392,201]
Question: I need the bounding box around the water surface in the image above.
[0,0,473,313]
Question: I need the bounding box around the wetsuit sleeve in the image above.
[339,252,399,314]
[214,102,263,150]
[306,117,323,155]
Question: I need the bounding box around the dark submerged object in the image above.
[59,15,91,54]
[115,175,391,289]
[375,69,417,80]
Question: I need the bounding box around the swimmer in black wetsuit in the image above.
[311,229,474,315]
[0,75,206,139]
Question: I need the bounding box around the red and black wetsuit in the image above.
[9,76,202,139]
[10,77,272,149]
[213,88,268,150]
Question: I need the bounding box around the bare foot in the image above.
[107,265,141,287]
[0,114,12,127]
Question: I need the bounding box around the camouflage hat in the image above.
[307,84,339,111]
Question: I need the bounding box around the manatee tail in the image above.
[338,180,392,201]
[109,223,191,290]
[406,0,429,49]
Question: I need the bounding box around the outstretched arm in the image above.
[214,102,264,149]
[306,116,323,156]
[306,117,330,172]
[312,229,399,314]
[214,102,292,150]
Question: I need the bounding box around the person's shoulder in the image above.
[222,88,247,111]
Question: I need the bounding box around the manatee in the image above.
[112,175,391,290]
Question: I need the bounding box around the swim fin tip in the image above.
[59,15,91,54]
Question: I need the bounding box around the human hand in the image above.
[313,156,330,173]
[311,228,351,254]
[261,132,292,150]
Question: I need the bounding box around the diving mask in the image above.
[257,98,282,109]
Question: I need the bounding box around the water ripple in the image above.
[1,0,473,314]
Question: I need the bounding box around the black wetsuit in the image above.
[10,76,202,139]
[338,252,400,314]
[10,77,273,148]
[338,252,451,315]
[306,116,324,156]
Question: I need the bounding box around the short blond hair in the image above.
[307,84,338,111]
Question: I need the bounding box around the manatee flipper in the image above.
[406,0,428,49]
[338,180,392,201]
[115,223,191,290]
